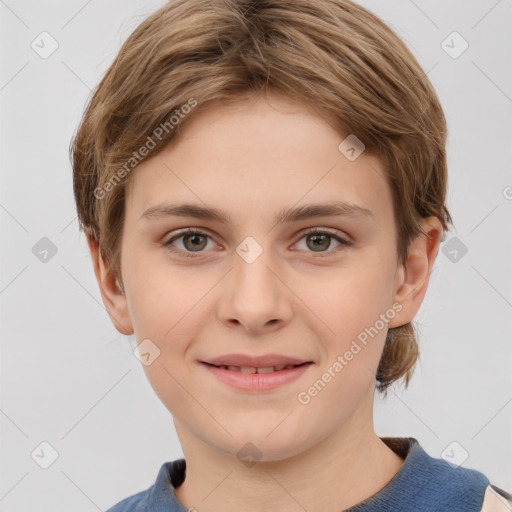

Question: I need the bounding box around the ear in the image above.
[86,236,134,335]
[388,216,443,328]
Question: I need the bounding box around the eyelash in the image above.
[163,227,352,259]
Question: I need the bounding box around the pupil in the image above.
[308,234,329,251]
[185,234,206,251]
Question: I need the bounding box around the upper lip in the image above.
[202,354,312,368]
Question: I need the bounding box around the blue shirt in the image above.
[106,437,512,511]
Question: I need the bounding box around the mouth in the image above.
[202,361,311,374]
[199,356,314,392]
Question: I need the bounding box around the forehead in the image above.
[125,94,393,230]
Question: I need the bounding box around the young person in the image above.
[70,1,512,510]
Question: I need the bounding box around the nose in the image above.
[216,243,294,335]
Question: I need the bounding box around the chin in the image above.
[217,424,314,464]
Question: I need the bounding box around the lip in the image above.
[202,353,311,368]
[200,356,314,392]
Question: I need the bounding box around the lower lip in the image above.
[201,362,313,392]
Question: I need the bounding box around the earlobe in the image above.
[388,217,443,329]
[86,236,134,335]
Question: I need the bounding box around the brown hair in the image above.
[70,0,452,395]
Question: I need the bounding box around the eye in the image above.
[164,229,217,258]
[294,228,352,256]
[163,227,352,259]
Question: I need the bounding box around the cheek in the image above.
[126,255,209,336]
[310,262,395,338]
[298,274,392,408]
[304,267,395,401]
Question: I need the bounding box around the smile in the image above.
[207,363,307,373]
[201,361,313,391]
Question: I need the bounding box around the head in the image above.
[71,0,452,460]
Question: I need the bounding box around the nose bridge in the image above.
[233,235,280,303]
[217,235,292,331]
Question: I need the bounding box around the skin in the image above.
[88,92,442,512]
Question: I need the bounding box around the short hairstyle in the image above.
[70,0,453,395]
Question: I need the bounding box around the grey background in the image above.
[1,0,511,510]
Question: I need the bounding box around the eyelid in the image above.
[300,226,352,244]
[163,228,220,255]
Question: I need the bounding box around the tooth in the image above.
[240,366,257,374]
[284,364,295,370]
[274,365,286,371]
[257,367,275,374]
[219,365,228,370]
[227,365,240,371]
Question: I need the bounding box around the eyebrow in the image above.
[140,201,375,225]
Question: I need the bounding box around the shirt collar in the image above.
[147,437,488,512]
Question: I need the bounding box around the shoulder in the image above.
[104,460,186,512]
[105,489,149,512]
[379,438,499,511]
[412,454,491,509]
[105,486,153,512]
[481,485,512,512]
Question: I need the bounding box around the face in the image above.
[94,92,438,462]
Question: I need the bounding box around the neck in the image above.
[173,420,404,512]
